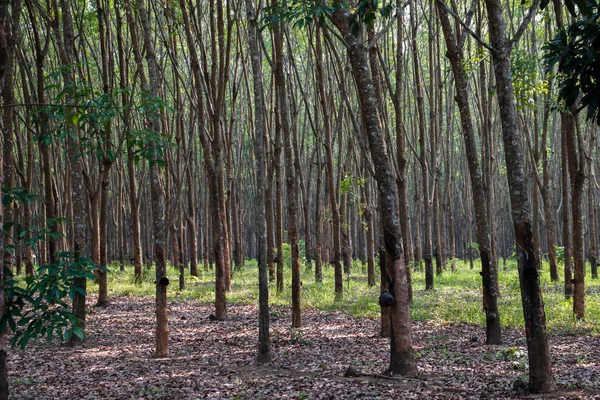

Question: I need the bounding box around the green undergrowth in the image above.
[97,258,600,335]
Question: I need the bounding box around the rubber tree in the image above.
[0,0,22,396]
[134,0,170,357]
[327,4,416,375]
[245,0,272,362]
[436,0,501,345]
[483,0,553,392]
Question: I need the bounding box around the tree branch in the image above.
[435,0,495,52]
[509,0,540,49]
[366,1,411,50]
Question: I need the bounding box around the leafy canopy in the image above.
[543,0,600,124]
[262,0,395,34]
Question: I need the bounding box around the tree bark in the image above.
[315,25,343,295]
[437,2,501,344]
[245,0,271,362]
[410,4,434,290]
[565,114,586,319]
[122,0,144,284]
[272,12,302,328]
[54,0,88,345]
[0,0,21,395]
[134,0,169,356]
[484,0,553,391]
[329,9,416,376]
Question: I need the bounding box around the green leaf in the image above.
[8,316,16,333]
[72,326,85,340]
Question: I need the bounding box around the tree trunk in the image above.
[379,232,390,338]
[315,26,343,295]
[0,0,21,396]
[393,11,414,281]
[54,0,88,345]
[122,0,144,284]
[134,0,169,356]
[541,109,559,281]
[364,182,376,287]
[437,2,501,344]
[329,9,416,376]
[245,0,271,362]
[266,166,276,281]
[272,14,301,328]
[410,4,434,290]
[484,0,553,391]
[314,143,323,283]
[561,116,574,298]
[589,158,598,280]
[0,126,7,400]
[565,114,586,319]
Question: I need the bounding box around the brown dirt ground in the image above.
[8,296,600,399]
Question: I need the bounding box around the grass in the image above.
[98,257,600,335]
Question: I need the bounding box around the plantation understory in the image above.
[8,262,600,399]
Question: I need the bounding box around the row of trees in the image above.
[0,0,598,396]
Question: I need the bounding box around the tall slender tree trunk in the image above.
[437,2,501,344]
[379,230,391,338]
[561,117,574,298]
[274,131,284,293]
[245,0,271,362]
[93,0,113,308]
[363,181,376,287]
[121,0,144,284]
[134,0,169,356]
[565,114,586,319]
[186,160,199,277]
[393,10,414,278]
[314,142,323,283]
[410,5,433,290]
[315,26,342,295]
[484,0,553,391]
[54,0,88,345]
[541,100,558,281]
[589,155,598,279]
[329,8,416,376]
[0,123,6,400]
[272,14,301,327]
[0,0,21,396]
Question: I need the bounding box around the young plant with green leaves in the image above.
[2,252,105,349]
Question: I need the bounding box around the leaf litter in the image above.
[8,295,600,399]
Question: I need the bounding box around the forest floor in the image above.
[8,294,600,400]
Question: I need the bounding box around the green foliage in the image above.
[37,65,175,168]
[262,0,395,33]
[126,90,176,168]
[262,0,335,30]
[542,0,596,17]
[2,186,36,208]
[34,64,121,163]
[339,174,366,197]
[555,246,565,263]
[484,346,527,371]
[510,50,548,110]
[288,327,310,345]
[543,0,600,124]
[2,252,106,349]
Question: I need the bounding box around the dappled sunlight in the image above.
[9,294,600,399]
